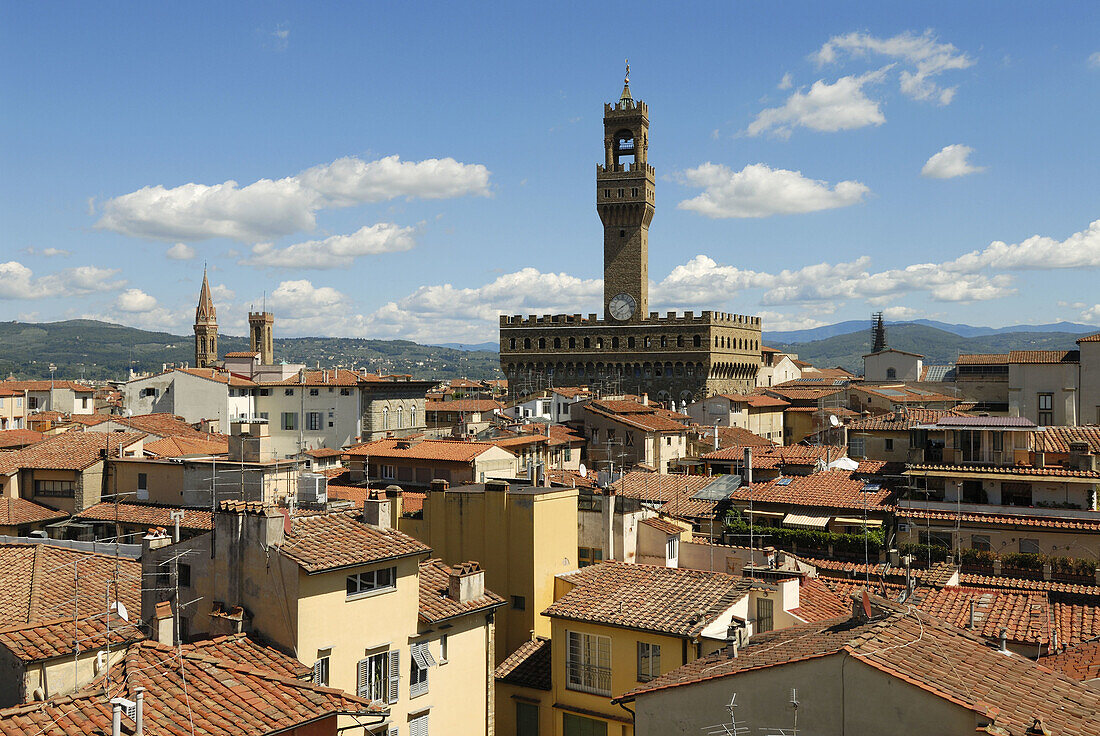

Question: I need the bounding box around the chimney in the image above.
[641,393,649,406]
[111,699,123,736]
[385,485,403,520]
[142,528,171,556]
[153,600,174,644]
[742,447,753,486]
[447,562,485,603]
[485,479,510,493]
[430,478,450,493]
[999,628,1008,653]
[135,687,145,736]
[968,600,977,630]
[362,493,392,529]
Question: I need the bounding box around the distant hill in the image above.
[0,320,503,382]
[432,341,499,352]
[771,323,1091,374]
[765,319,1100,344]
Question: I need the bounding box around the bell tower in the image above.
[193,267,218,368]
[598,61,654,323]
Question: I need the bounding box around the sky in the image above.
[3,2,1100,343]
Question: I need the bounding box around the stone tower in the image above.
[193,268,218,368]
[249,310,274,365]
[598,62,655,324]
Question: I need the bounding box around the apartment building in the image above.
[0,390,25,430]
[686,393,787,443]
[345,437,519,487]
[0,380,93,415]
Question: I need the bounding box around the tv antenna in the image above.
[701,693,749,736]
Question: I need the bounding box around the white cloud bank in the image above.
[677,163,869,218]
[0,262,125,300]
[95,155,491,243]
[116,289,158,312]
[243,223,417,269]
[166,243,197,260]
[921,144,985,179]
[747,70,888,137]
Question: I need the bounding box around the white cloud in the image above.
[211,284,235,302]
[921,144,985,179]
[756,310,833,332]
[814,30,974,105]
[747,69,888,137]
[116,288,158,312]
[166,243,196,260]
[677,163,870,218]
[1082,305,1100,323]
[1089,52,1100,68]
[95,155,491,243]
[22,247,70,257]
[881,306,919,320]
[946,219,1100,271]
[0,262,125,300]
[243,223,416,269]
[777,72,793,90]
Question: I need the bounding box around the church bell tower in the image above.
[193,268,218,368]
[598,61,654,323]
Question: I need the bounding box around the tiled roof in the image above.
[446,378,486,388]
[279,510,431,573]
[1052,601,1100,647]
[957,353,1009,365]
[304,447,342,458]
[544,562,754,637]
[898,507,1100,533]
[709,426,777,449]
[640,516,687,535]
[0,498,67,527]
[846,408,970,432]
[2,431,145,471]
[551,386,590,398]
[0,613,142,662]
[0,430,43,449]
[0,639,382,735]
[223,351,259,357]
[144,434,229,458]
[109,413,213,440]
[589,399,656,414]
[426,399,502,413]
[906,463,1100,478]
[792,577,849,623]
[731,471,893,511]
[495,637,552,690]
[716,394,790,408]
[1035,425,1100,454]
[764,387,846,401]
[584,404,688,433]
[956,573,1100,598]
[1078,332,1100,344]
[616,596,1100,735]
[1039,640,1100,681]
[1009,349,1080,364]
[548,468,599,489]
[852,384,961,404]
[183,633,310,679]
[276,368,365,387]
[418,559,505,624]
[73,502,213,531]
[62,414,111,427]
[703,444,844,466]
[932,415,1036,428]
[0,543,141,627]
[609,472,713,503]
[0,380,92,393]
[659,494,718,520]
[345,437,502,462]
[913,586,1052,645]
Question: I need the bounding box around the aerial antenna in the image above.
[701,692,749,736]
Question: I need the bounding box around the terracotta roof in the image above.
[588,399,656,414]
[0,380,92,393]
[616,596,1100,735]
[0,426,41,451]
[223,351,259,358]
[551,386,590,398]
[61,414,111,427]
[1052,601,1100,647]
[584,404,689,433]
[304,447,342,458]
[847,408,970,432]
[609,472,714,503]
[544,562,755,637]
[418,559,505,624]
[108,413,214,440]
[0,498,67,527]
[1039,640,1100,681]
[276,368,364,387]
[0,639,382,735]
[659,493,719,520]
[1035,425,1100,454]
[1078,332,1100,344]
[548,468,599,489]
[144,434,229,458]
[0,543,141,627]
[1010,349,1080,364]
[764,387,846,401]
[401,491,426,514]
[640,517,687,535]
[956,573,1100,598]
[183,632,310,679]
[793,577,850,622]
[731,471,893,511]
[931,415,1036,428]
[426,399,503,413]
[906,463,1100,478]
[717,393,790,408]
[898,507,1100,533]
[913,586,1052,645]
[279,509,431,573]
[703,444,844,467]
[73,503,213,531]
[1,431,145,471]
[446,378,486,388]
[495,637,552,690]
[852,384,961,404]
[0,613,142,662]
[345,437,503,463]
[957,353,1009,365]
[708,426,777,449]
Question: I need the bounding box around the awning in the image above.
[745,509,784,518]
[832,517,884,527]
[782,511,832,530]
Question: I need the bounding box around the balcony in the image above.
[566,661,612,696]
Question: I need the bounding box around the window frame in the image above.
[566,630,611,696]
[346,566,397,599]
[636,641,661,682]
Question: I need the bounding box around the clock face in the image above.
[608,292,637,321]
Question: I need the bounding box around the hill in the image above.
[771,324,1090,374]
[0,320,503,382]
[765,319,1100,344]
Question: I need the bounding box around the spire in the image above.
[619,58,632,103]
[196,267,216,323]
[871,312,887,353]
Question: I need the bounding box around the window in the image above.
[631,187,638,197]
[756,597,774,633]
[258,388,271,397]
[310,388,320,396]
[410,642,436,697]
[341,388,352,396]
[1038,393,1053,425]
[381,464,396,480]
[439,634,448,664]
[624,431,634,447]
[849,436,865,458]
[396,406,404,429]
[510,338,517,350]
[563,714,606,736]
[82,397,90,409]
[382,407,389,429]
[693,334,701,348]
[347,567,397,597]
[137,473,148,490]
[307,412,322,431]
[177,563,191,588]
[637,642,661,682]
[285,388,294,396]
[972,535,991,551]
[666,536,679,563]
[516,702,539,736]
[578,547,603,567]
[886,368,897,380]
[357,650,399,704]
[279,412,297,431]
[34,480,74,497]
[884,439,894,452]
[511,595,526,610]
[409,713,429,736]
[312,655,330,686]
[617,188,624,197]
[1020,538,1041,555]
[566,631,611,695]
[139,389,156,399]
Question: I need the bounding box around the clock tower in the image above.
[598,62,654,323]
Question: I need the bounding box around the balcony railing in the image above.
[566,661,611,696]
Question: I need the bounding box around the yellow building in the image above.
[0,389,25,431]
[402,480,579,662]
[496,562,802,736]
[143,500,504,736]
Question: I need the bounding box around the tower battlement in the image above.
[500,311,761,328]
[604,99,648,116]
[596,162,655,177]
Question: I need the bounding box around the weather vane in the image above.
[625,58,630,84]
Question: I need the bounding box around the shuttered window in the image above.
[357,652,389,702]
[410,642,436,697]
[409,714,429,736]
[387,650,400,704]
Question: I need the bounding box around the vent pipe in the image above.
[999,628,1008,652]
[135,687,145,736]
[968,600,976,630]
[742,447,753,486]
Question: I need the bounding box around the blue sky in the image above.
[3,2,1100,343]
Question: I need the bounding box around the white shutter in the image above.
[411,643,428,670]
[410,714,428,736]
[387,649,400,704]
[356,658,369,698]
[313,659,323,685]
[387,728,399,736]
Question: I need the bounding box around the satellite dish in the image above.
[578,464,588,478]
[829,414,840,427]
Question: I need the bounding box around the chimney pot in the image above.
[111,701,122,736]
[135,687,145,736]
[448,562,485,603]
[429,478,449,492]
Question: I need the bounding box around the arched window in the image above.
[569,337,576,349]
[553,337,561,349]
[612,337,619,349]
[538,338,546,350]
[693,335,701,348]
[584,337,591,349]
[596,337,604,349]
[677,335,684,348]
[408,406,416,427]
[509,338,516,350]
[886,368,897,380]
[715,336,719,347]
[382,407,389,430]
[628,337,636,348]
[199,337,206,353]
[396,406,404,429]
[660,336,667,348]
[524,338,531,349]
